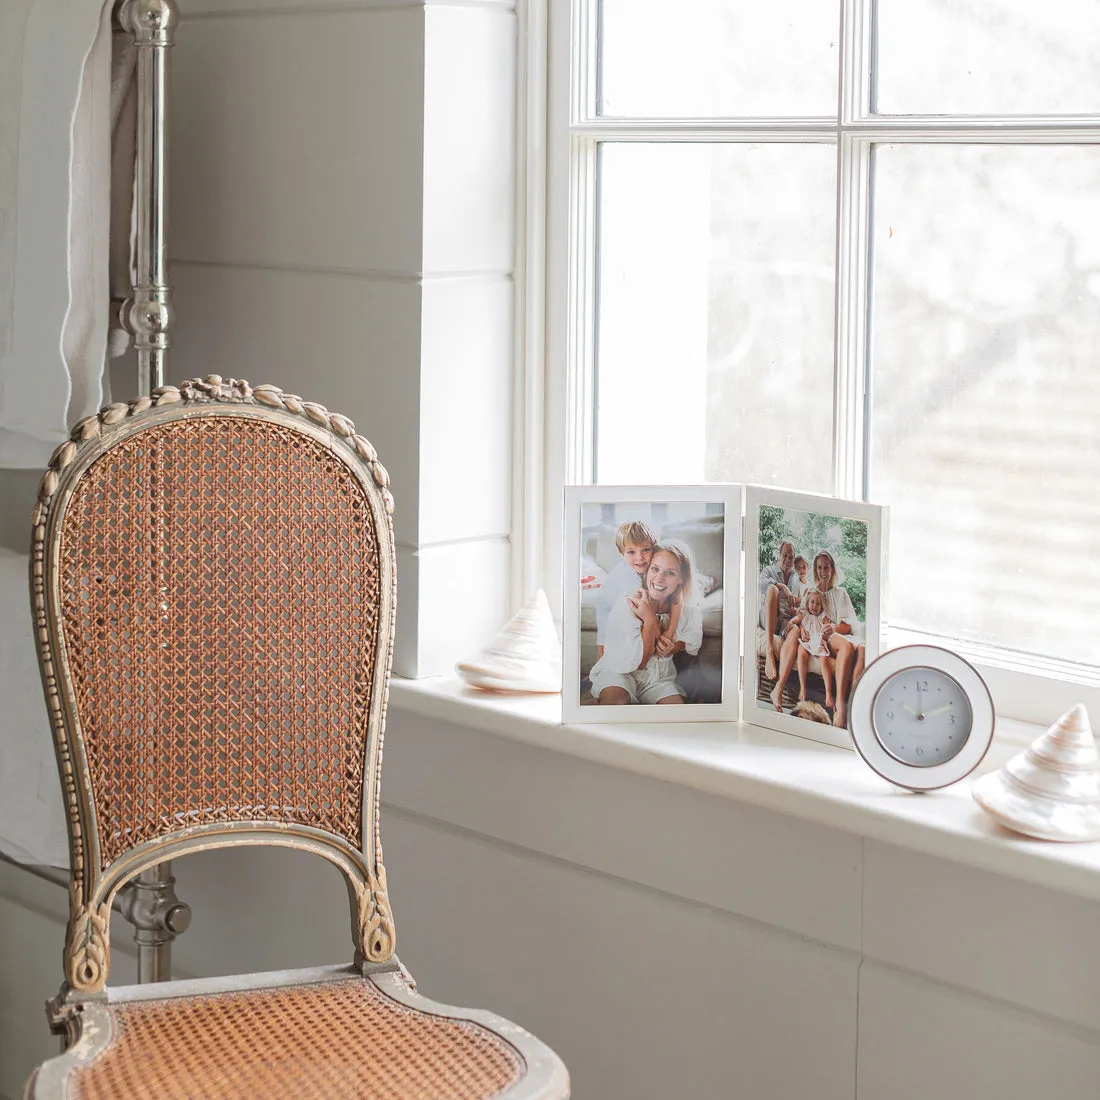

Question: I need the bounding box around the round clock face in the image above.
[848,644,995,791]
[871,667,973,767]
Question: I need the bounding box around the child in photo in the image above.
[595,521,657,661]
[787,589,836,710]
[789,555,810,602]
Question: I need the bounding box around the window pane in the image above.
[869,144,1100,667]
[875,0,1100,115]
[595,143,837,491]
[599,0,839,118]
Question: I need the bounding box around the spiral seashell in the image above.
[972,705,1100,841]
[455,589,561,694]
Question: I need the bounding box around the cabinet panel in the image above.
[386,811,859,1100]
[858,962,1100,1100]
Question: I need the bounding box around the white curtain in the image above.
[0,0,131,470]
[0,0,134,868]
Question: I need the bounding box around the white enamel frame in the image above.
[743,485,887,749]
[848,644,995,791]
[562,484,742,723]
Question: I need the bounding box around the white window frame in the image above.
[534,0,1100,729]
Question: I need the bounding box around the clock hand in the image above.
[901,703,918,716]
[926,704,953,718]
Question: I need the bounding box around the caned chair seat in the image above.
[24,379,568,1099]
[28,968,564,1100]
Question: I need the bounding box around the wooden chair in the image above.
[24,376,569,1099]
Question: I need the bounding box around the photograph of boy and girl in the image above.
[575,501,727,708]
[754,504,871,730]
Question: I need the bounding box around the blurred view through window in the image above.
[585,0,1100,674]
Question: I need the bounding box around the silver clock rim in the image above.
[870,668,973,769]
[848,644,995,791]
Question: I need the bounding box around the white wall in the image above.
[4,706,1100,1099]
[0,0,519,671]
[169,0,517,676]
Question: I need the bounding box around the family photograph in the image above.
[576,501,726,707]
[754,504,870,730]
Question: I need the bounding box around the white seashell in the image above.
[972,704,1100,842]
[455,589,561,694]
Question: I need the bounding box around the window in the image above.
[544,0,1100,725]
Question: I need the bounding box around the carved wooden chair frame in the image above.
[26,375,569,1098]
[32,376,396,1002]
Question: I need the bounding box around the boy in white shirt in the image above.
[595,521,657,661]
[788,555,810,603]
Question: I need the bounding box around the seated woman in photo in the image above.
[589,540,702,705]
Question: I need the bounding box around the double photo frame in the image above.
[562,484,887,748]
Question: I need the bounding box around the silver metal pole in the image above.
[120,866,193,983]
[115,0,183,983]
[118,0,176,394]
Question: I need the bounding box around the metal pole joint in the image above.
[117,0,179,46]
[119,867,192,983]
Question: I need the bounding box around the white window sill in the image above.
[389,675,1100,903]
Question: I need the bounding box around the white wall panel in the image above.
[173,10,425,274]
[384,810,859,1100]
[172,262,423,546]
[864,840,1100,1030]
[393,545,421,678]
[383,709,864,950]
[167,846,354,978]
[422,6,517,275]
[857,962,1100,1100]
[418,276,513,545]
[0,469,36,551]
[411,536,510,676]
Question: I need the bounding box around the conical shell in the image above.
[972,705,1100,841]
[455,589,561,694]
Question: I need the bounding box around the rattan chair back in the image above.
[32,378,397,994]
